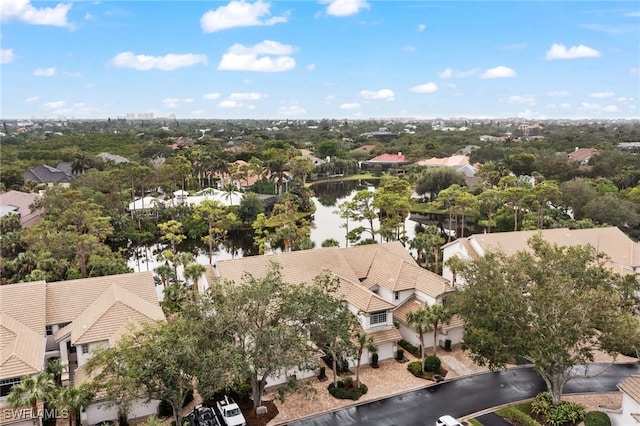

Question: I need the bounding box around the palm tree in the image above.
[406,307,433,373]
[45,359,66,387]
[425,304,453,355]
[354,331,378,389]
[7,372,57,426]
[56,384,94,426]
[222,183,238,206]
[183,263,206,295]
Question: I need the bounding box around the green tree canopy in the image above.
[453,234,639,405]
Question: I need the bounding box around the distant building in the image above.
[616,142,640,154]
[567,147,598,166]
[22,164,75,187]
[0,190,44,227]
[363,152,408,171]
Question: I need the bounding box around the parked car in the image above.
[215,395,246,426]
[436,415,463,426]
[190,404,221,426]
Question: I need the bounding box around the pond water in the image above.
[128,180,421,273]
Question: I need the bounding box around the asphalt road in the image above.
[286,363,640,426]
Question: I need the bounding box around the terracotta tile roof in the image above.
[362,251,453,296]
[0,313,46,379]
[366,153,407,163]
[0,281,47,334]
[46,272,159,326]
[55,284,164,345]
[618,375,640,404]
[442,314,465,331]
[415,155,470,167]
[367,327,402,345]
[394,295,429,324]
[567,148,598,163]
[209,243,442,313]
[461,227,639,275]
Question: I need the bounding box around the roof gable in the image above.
[0,313,46,379]
[618,375,640,404]
[366,153,407,163]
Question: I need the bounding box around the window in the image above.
[394,291,399,300]
[58,322,71,329]
[81,344,89,354]
[370,311,387,326]
[0,378,21,397]
[45,325,53,336]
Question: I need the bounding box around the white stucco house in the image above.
[204,242,461,387]
[0,273,165,426]
[601,375,640,425]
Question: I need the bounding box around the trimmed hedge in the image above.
[499,407,540,426]
[584,411,611,426]
[328,380,368,401]
[398,339,420,358]
[423,355,441,372]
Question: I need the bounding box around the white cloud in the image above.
[201,0,288,33]
[109,52,208,71]
[278,104,307,115]
[480,66,516,79]
[339,102,360,110]
[438,67,478,79]
[325,95,335,101]
[545,43,600,60]
[1,48,16,64]
[547,90,570,98]
[24,96,39,104]
[409,82,438,93]
[306,64,316,71]
[219,100,243,108]
[183,98,194,103]
[507,95,536,105]
[589,92,615,99]
[631,68,640,75]
[322,0,370,17]
[34,67,56,76]
[417,24,426,32]
[360,89,394,100]
[218,41,296,72]
[163,98,181,108]
[228,92,267,101]
[203,93,221,100]
[43,101,66,109]
[1,0,71,26]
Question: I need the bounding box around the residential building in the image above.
[0,191,44,227]
[602,375,640,426]
[0,272,165,426]
[442,227,640,286]
[363,153,408,171]
[567,147,598,166]
[22,165,75,187]
[204,242,460,388]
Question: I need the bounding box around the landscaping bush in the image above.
[407,361,423,376]
[499,407,540,426]
[546,402,585,426]
[423,355,441,372]
[328,380,368,401]
[584,411,611,426]
[398,339,420,358]
[234,381,252,402]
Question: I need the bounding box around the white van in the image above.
[436,415,463,426]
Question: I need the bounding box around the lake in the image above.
[128,179,421,273]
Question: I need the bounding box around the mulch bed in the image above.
[237,399,279,426]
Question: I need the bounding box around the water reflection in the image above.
[128,180,419,272]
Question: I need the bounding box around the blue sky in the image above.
[1,0,639,120]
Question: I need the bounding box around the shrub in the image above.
[584,411,611,426]
[407,361,423,376]
[499,407,540,426]
[234,381,252,402]
[342,376,354,388]
[546,402,585,426]
[327,381,368,401]
[423,355,441,372]
[531,392,553,419]
[398,340,420,358]
[158,400,173,417]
